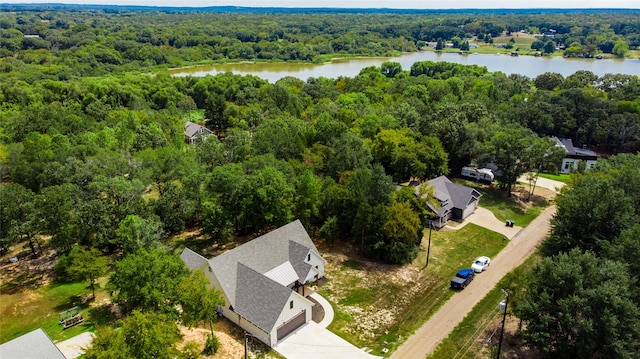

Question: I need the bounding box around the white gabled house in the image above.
[551,136,598,173]
[184,121,215,144]
[417,176,482,229]
[180,220,325,347]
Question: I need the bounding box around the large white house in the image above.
[552,137,598,173]
[180,220,325,347]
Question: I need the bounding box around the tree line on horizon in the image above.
[1,8,639,77]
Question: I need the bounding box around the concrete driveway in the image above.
[274,293,381,359]
[55,332,94,359]
[518,174,566,193]
[446,206,522,239]
[273,321,381,359]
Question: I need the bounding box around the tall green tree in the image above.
[84,311,182,359]
[67,246,109,299]
[108,248,189,315]
[514,249,640,359]
[0,183,41,256]
[114,215,163,255]
[381,201,422,264]
[541,159,637,256]
[178,270,225,335]
[612,39,629,58]
[483,126,537,196]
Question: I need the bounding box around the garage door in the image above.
[277,310,306,340]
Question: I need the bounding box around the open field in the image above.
[318,223,507,356]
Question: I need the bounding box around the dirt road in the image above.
[391,205,556,359]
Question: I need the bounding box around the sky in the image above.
[1,0,638,9]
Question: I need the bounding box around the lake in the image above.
[169,51,640,82]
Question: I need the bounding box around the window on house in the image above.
[307,253,310,261]
[290,300,294,309]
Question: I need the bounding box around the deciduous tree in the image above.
[514,249,640,359]
[67,246,108,299]
[108,248,189,315]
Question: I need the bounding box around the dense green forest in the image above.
[514,153,640,358]
[1,7,640,357]
[1,7,640,79]
[1,8,640,263]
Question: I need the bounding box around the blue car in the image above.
[450,269,475,290]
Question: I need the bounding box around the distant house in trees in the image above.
[551,136,598,173]
[184,121,214,144]
[416,176,482,229]
[180,220,325,347]
[0,328,66,359]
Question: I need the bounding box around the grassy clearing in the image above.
[454,180,548,227]
[0,278,114,343]
[319,223,507,356]
[428,254,540,359]
[538,172,571,184]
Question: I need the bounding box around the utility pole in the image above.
[497,290,509,359]
[425,221,433,268]
[244,331,249,359]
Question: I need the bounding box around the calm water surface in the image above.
[170,51,640,82]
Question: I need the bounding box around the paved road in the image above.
[391,205,556,359]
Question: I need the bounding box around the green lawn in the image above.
[319,223,508,356]
[454,180,548,227]
[428,254,539,359]
[0,277,114,343]
[538,172,571,184]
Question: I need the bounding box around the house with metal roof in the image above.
[0,328,66,359]
[184,121,215,144]
[180,219,325,347]
[419,176,482,229]
[551,136,598,173]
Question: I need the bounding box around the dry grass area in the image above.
[318,249,431,345]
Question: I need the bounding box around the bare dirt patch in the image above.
[0,247,59,292]
[178,319,280,359]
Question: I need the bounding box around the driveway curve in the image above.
[391,205,556,359]
[447,206,522,239]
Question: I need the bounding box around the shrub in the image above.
[203,334,220,355]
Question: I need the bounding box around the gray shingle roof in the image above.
[426,176,481,216]
[0,328,66,359]
[180,247,208,270]
[552,136,598,159]
[208,220,319,306]
[234,263,294,332]
[180,220,322,334]
[289,240,313,281]
[184,121,214,138]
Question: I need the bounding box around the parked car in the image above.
[450,269,475,290]
[471,256,491,273]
